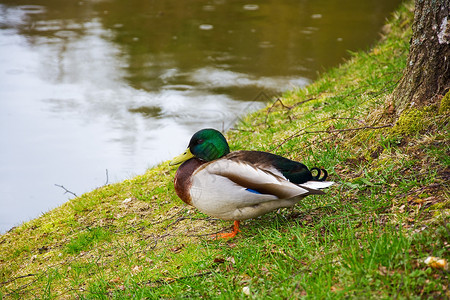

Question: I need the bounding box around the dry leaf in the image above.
[330,286,342,292]
[386,102,395,114]
[242,286,250,295]
[227,242,237,248]
[225,256,236,272]
[226,256,235,264]
[226,265,235,272]
[131,265,143,274]
[170,244,184,253]
[213,258,225,264]
[424,256,448,270]
[122,198,132,204]
[110,277,121,283]
[407,196,425,205]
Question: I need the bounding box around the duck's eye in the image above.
[196,139,204,144]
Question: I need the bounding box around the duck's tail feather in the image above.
[310,167,328,181]
[299,180,334,190]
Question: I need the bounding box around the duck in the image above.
[169,128,334,238]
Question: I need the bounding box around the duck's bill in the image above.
[169,148,194,166]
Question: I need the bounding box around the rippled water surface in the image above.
[0,0,402,233]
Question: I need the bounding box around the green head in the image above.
[170,128,230,165]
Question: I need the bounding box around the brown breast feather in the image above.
[174,158,206,205]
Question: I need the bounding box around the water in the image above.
[0,0,402,233]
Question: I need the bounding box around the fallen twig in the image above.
[54,184,78,197]
[273,123,392,151]
[104,169,109,186]
[140,271,213,287]
[303,123,393,134]
[0,273,36,287]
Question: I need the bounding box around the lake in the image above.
[0,0,402,233]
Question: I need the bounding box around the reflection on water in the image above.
[0,0,402,233]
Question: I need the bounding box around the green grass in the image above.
[1,1,449,298]
[64,227,112,255]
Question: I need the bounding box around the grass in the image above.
[1,1,449,298]
[64,227,112,255]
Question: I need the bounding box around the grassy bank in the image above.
[1,1,449,298]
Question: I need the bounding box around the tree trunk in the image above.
[392,0,450,115]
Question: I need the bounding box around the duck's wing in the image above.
[196,159,323,202]
[225,151,319,183]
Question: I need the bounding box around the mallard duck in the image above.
[170,128,333,238]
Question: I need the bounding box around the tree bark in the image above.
[392,0,450,115]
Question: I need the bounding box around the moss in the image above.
[390,107,434,136]
[432,209,450,221]
[429,199,450,210]
[439,90,450,114]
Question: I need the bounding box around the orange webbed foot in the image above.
[212,220,240,239]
